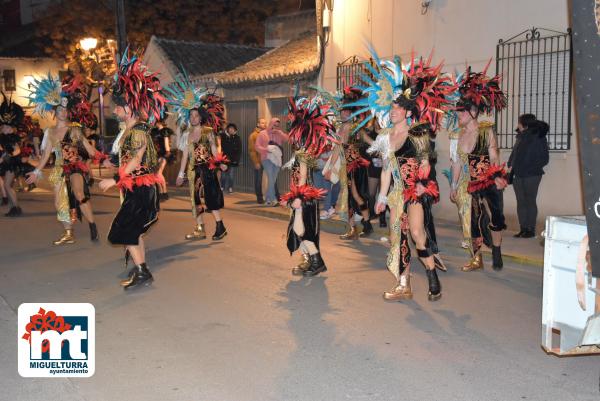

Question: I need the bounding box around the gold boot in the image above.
[462,253,483,272]
[383,274,413,301]
[291,253,310,276]
[339,226,358,240]
[185,224,206,240]
[53,229,75,245]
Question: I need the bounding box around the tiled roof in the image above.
[153,37,270,77]
[210,33,320,87]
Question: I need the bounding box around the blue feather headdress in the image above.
[163,68,209,127]
[24,72,66,116]
[341,45,406,132]
[343,46,457,133]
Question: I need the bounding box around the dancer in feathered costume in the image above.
[448,62,508,271]
[169,70,228,241]
[311,85,373,239]
[335,86,374,239]
[0,92,26,216]
[350,48,456,302]
[285,94,337,277]
[25,73,101,244]
[150,110,175,202]
[97,50,166,289]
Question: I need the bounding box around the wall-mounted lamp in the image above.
[322,1,332,45]
[421,0,432,15]
[2,69,16,91]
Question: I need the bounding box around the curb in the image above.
[223,200,545,269]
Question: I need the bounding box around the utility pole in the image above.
[570,1,600,278]
[115,0,127,56]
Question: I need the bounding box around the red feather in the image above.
[402,163,440,203]
[287,97,337,158]
[467,163,507,193]
[116,166,160,191]
[280,183,327,205]
[208,152,230,170]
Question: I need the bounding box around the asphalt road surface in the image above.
[0,187,598,401]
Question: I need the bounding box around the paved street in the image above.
[0,186,599,401]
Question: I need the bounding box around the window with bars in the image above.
[2,69,15,91]
[495,27,573,151]
[336,56,373,91]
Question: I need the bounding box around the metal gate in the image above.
[224,100,258,193]
[336,56,374,90]
[496,27,573,150]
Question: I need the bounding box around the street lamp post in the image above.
[79,37,103,139]
[79,37,112,139]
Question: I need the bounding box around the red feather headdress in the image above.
[287,96,338,157]
[456,60,507,115]
[394,51,457,131]
[111,50,166,123]
[202,94,225,132]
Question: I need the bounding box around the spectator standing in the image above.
[508,114,550,238]
[255,118,288,206]
[219,123,241,193]
[248,118,267,204]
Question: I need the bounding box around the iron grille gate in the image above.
[496,27,573,150]
[336,56,374,90]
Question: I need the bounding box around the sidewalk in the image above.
[168,188,545,267]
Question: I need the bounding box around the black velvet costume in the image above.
[0,134,24,176]
[108,122,160,245]
[61,129,93,219]
[151,127,175,163]
[286,152,320,254]
[344,134,370,216]
[463,125,506,251]
[393,127,440,275]
[188,126,224,212]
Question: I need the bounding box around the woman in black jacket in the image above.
[219,123,241,193]
[508,114,550,238]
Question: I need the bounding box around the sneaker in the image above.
[320,210,332,220]
[327,207,336,216]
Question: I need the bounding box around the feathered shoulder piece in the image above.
[456,61,507,115]
[408,122,433,137]
[287,95,338,157]
[478,121,495,130]
[0,92,24,127]
[111,49,166,124]
[132,121,151,132]
[367,128,391,162]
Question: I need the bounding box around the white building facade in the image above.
[318,0,579,228]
